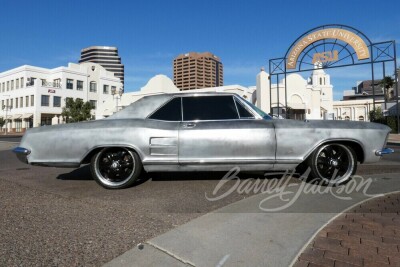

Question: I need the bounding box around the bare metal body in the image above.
[14,93,392,188]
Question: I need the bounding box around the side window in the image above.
[182,96,239,121]
[149,97,182,121]
[235,99,255,119]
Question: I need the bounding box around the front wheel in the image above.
[307,143,357,185]
[90,147,142,189]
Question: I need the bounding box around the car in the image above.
[13,93,393,189]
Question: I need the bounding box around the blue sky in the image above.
[1,0,399,100]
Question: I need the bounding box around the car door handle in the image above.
[183,123,196,128]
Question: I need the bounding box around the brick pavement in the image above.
[293,193,400,267]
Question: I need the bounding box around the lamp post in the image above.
[2,94,11,135]
[111,87,123,113]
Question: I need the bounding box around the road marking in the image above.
[216,254,230,267]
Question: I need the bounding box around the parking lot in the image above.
[1,137,400,266]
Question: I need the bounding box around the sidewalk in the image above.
[293,192,400,267]
[388,134,400,145]
[104,173,400,267]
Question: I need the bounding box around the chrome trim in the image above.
[375,148,394,156]
[12,147,31,155]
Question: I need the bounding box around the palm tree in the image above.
[379,76,394,102]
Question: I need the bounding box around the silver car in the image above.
[13,93,393,189]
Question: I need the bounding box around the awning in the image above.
[12,114,22,119]
[22,113,33,119]
[6,115,12,119]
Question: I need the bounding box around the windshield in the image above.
[242,98,272,120]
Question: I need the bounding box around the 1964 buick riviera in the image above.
[13,93,393,189]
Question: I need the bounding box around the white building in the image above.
[0,62,122,133]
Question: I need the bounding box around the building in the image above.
[0,62,122,133]
[256,65,334,120]
[173,52,223,90]
[79,46,124,85]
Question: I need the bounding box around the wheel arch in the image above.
[80,145,144,165]
[303,139,365,164]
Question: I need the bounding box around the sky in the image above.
[1,0,399,100]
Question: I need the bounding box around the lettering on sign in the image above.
[286,28,370,69]
[48,89,56,93]
[312,51,339,64]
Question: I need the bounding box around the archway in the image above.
[269,24,398,133]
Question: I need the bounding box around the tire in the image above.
[90,147,142,189]
[307,143,357,185]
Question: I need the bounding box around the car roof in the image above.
[106,92,238,120]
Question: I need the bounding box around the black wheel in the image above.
[307,143,357,185]
[90,147,142,189]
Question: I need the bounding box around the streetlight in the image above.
[111,87,123,113]
[1,94,11,135]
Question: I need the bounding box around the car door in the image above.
[178,95,276,170]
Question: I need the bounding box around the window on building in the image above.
[41,79,47,86]
[90,82,97,92]
[15,98,18,108]
[7,81,9,91]
[26,96,29,107]
[1,100,4,109]
[20,97,23,108]
[111,86,116,94]
[53,79,61,88]
[2,82,4,92]
[148,97,182,121]
[89,100,97,109]
[41,95,50,106]
[103,85,109,94]
[11,80,14,90]
[66,79,73,89]
[16,79,19,89]
[10,99,13,108]
[53,96,61,107]
[77,80,83,91]
[182,96,239,121]
[21,77,24,88]
[31,95,34,106]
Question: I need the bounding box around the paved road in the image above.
[0,142,399,266]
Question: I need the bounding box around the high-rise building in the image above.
[79,46,124,85]
[173,52,223,90]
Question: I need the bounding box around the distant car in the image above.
[14,93,393,189]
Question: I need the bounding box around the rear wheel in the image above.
[308,143,357,185]
[90,147,142,189]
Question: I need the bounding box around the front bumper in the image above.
[375,148,394,156]
[13,147,30,164]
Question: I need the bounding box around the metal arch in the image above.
[269,25,398,133]
[297,41,356,71]
[284,24,373,59]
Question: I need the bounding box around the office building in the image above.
[0,62,122,133]
[79,46,124,85]
[173,52,223,90]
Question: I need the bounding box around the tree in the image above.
[379,76,394,101]
[61,98,93,123]
[369,106,384,122]
[0,117,5,132]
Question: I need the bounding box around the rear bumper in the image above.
[12,147,30,164]
[375,148,394,156]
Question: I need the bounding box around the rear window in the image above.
[148,97,182,121]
